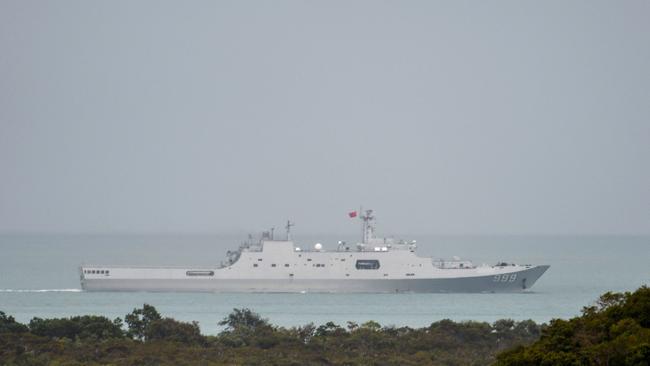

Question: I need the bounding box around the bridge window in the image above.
[355,260,380,270]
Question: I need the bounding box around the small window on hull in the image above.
[186,271,215,276]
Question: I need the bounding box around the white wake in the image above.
[0,288,82,293]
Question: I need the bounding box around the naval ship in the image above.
[80,210,549,293]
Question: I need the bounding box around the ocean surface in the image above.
[1,234,648,335]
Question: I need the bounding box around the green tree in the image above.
[314,321,345,337]
[125,304,161,340]
[0,311,28,334]
[145,318,205,345]
[218,308,269,332]
[28,315,123,340]
[496,286,650,366]
[217,308,276,348]
[360,320,381,331]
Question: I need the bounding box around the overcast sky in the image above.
[0,0,648,236]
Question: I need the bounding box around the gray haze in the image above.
[1,0,648,236]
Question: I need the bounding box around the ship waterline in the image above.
[80,210,550,293]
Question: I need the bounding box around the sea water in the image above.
[0,234,648,335]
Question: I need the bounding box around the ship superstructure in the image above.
[80,210,549,292]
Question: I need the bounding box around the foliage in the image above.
[217,307,270,332]
[0,303,540,365]
[28,315,124,340]
[124,303,161,340]
[0,311,28,334]
[3,287,647,365]
[145,318,205,345]
[495,286,650,365]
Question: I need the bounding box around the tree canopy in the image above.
[124,303,161,340]
[496,286,650,365]
[1,286,648,365]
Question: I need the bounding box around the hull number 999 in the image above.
[493,274,517,282]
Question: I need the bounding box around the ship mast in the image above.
[361,209,375,244]
[285,220,294,241]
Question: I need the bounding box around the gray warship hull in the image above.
[81,264,549,293]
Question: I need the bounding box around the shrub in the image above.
[0,311,28,334]
[145,318,205,345]
[28,315,123,340]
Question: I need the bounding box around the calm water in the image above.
[1,234,648,335]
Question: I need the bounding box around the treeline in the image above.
[1,286,648,365]
[496,285,650,365]
[1,306,538,365]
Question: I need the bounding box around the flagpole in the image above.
[359,205,363,244]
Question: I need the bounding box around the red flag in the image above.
[348,211,357,218]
